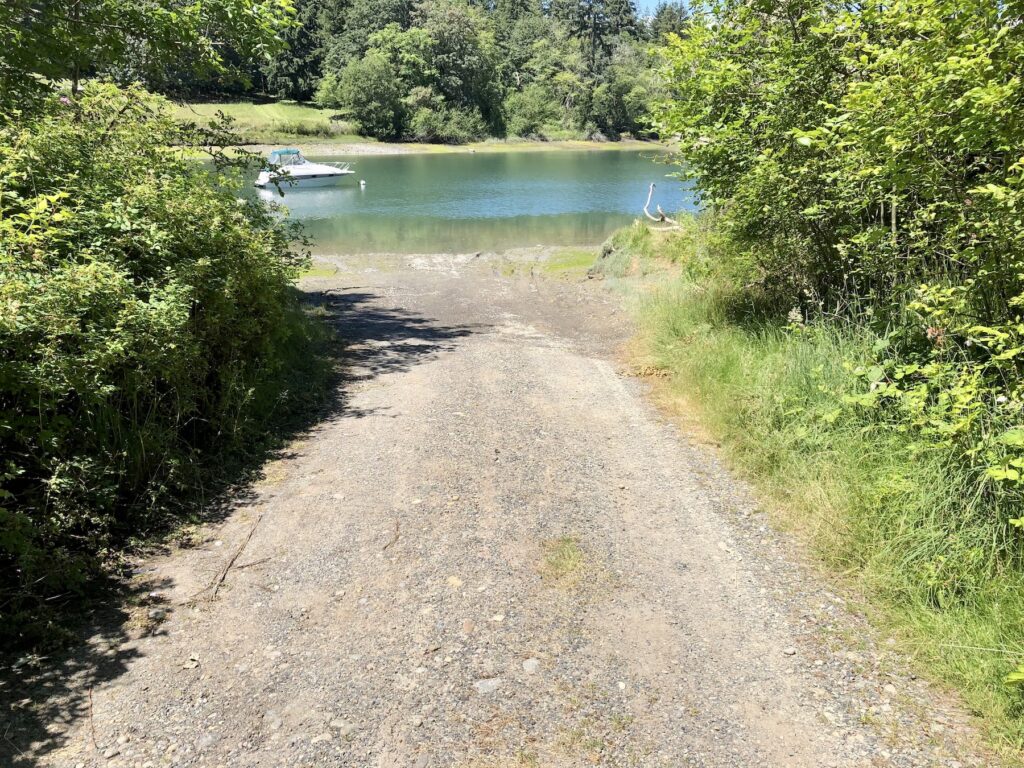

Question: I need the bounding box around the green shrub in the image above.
[504,84,558,138]
[0,84,324,647]
[654,1,1024,575]
[408,103,488,144]
[330,51,406,140]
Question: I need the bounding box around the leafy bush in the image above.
[323,52,406,139]
[653,0,1024,712]
[0,84,324,646]
[408,103,487,144]
[505,84,558,138]
[655,0,1024,546]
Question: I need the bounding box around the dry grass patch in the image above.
[540,536,585,588]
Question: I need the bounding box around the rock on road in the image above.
[10,252,991,767]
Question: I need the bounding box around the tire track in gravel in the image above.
[7,252,994,768]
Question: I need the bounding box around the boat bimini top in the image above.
[266,148,306,167]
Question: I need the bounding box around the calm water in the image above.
[252,150,692,254]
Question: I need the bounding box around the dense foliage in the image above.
[0,0,297,102]
[315,0,666,141]
[134,0,690,142]
[654,0,1024,689]
[656,0,1024,516]
[1,1,325,648]
[0,86,326,646]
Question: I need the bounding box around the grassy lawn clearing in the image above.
[172,100,365,144]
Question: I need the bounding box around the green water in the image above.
[253,150,692,254]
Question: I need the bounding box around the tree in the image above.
[648,1,689,40]
[263,0,328,99]
[502,13,563,84]
[413,0,500,124]
[319,3,497,142]
[329,50,406,138]
[603,0,638,40]
[505,84,559,136]
[504,16,589,134]
[312,0,657,141]
[494,0,541,37]
[591,38,657,137]
[0,0,296,102]
[323,0,412,68]
[548,0,637,73]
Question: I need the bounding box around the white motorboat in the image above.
[254,148,354,188]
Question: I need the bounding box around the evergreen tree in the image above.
[494,0,541,34]
[603,0,638,39]
[648,1,688,40]
[263,0,328,100]
[325,0,413,68]
[140,0,661,142]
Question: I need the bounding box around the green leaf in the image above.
[987,467,1021,482]
[996,429,1024,447]
[1005,664,1024,686]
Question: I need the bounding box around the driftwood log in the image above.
[643,183,680,230]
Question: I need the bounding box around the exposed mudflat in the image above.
[4,252,995,767]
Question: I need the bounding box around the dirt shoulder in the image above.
[2,251,998,768]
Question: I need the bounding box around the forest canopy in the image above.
[311,0,682,141]
[0,0,297,104]
[126,0,690,143]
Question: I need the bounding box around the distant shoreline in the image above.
[241,138,667,157]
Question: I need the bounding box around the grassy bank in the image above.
[172,100,364,143]
[598,221,1024,756]
[173,101,663,154]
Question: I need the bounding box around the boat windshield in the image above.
[267,148,305,167]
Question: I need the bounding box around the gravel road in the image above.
[5,252,995,767]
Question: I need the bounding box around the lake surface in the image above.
[253,150,692,254]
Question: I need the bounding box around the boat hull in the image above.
[255,172,354,189]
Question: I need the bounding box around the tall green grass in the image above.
[603,221,1024,754]
[172,101,362,143]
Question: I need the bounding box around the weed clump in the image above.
[541,536,585,588]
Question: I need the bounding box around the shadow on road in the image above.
[0,286,480,767]
[307,287,483,397]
